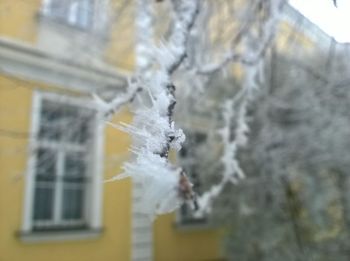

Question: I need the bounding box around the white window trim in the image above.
[21,91,105,235]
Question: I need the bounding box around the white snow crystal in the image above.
[124,150,181,220]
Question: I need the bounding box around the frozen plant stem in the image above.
[110,0,200,220]
[196,0,283,215]
[97,0,283,219]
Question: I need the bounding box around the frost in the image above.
[100,0,282,219]
[102,0,199,221]
[195,0,283,215]
[196,99,247,216]
[124,150,181,219]
[92,77,141,118]
[195,183,223,218]
[170,127,186,151]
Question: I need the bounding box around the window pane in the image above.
[46,0,94,28]
[62,188,84,220]
[33,148,55,222]
[33,187,54,220]
[64,116,92,144]
[48,0,72,18]
[39,125,60,141]
[62,152,86,220]
[178,131,209,225]
[35,148,56,181]
[64,152,86,180]
[39,103,63,141]
[39,101,93,144]
[76,0,94,27]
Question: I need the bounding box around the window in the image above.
[22,92,104,235]
[177,132,209,226]
[42,0,94,28]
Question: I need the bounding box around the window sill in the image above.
[17,228,103,243]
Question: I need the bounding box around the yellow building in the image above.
[0,1,223,260]
[0,1,334,261]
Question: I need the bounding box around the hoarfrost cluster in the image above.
[95,0,285,219]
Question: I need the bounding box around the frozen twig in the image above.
[93,78,142,119]
[196,0,283,215]
[197,0,284,75]
[108,0,200,220]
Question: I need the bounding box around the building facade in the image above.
[0,1,223,260]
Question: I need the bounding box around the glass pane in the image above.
[62,151,86,220]
[35,148,56,181]
[48,0,72,18]
[62,188,84,220]
[39,100,93,144]
[38,125,60,141]
[76,0,93,27]
[33,187,54,220]
[64,152,86,181]
[64,116,91,144]
[78,117,92,144]
[39,103,63,141]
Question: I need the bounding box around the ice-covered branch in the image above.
[197,0,284,75]
[93,79,142,119]
[108,0,200,220]
[196,0,283,215]
[165,0,200,73]
[99,0,282,219]
[197,51,239,75]
[196,99,249,216]
[135,0,155,72]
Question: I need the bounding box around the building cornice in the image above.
[281,4,332,51]
[0,37,130,93]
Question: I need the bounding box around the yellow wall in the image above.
[0,0,136,68]
[0,75,223,261]
[0,0,323,259]
[0,1,233,260]
[0,0,40,43]
[0,75,133,261]
[275,20,316,53]
[105,0,136,69]
[154,214,224,261]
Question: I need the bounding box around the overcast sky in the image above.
[290,0,350,43]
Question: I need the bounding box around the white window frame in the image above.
[22,91,104,234]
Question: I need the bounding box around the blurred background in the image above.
[0,0,350,261]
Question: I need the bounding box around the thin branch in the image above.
[196,0,283,214]
[166,0,200,74]
[197,0,283,75]
[93,79,142,119]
